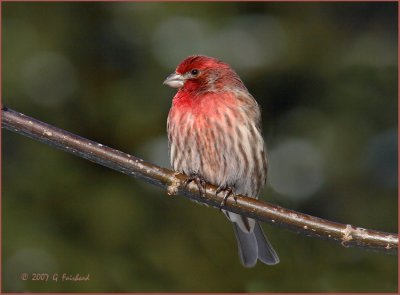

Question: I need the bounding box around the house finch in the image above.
[164,55,279,267]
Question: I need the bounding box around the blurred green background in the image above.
[2,2,397,292]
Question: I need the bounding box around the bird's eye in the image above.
[190,69,199,76]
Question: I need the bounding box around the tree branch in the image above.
[2,106,398,255]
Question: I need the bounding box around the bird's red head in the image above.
[175,55,229,75]
[163,55,244,93]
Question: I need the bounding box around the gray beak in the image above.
[163,73,184,88]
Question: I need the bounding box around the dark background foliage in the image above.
[3,2,397,292]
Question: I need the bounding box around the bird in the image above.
[164,55,279,267]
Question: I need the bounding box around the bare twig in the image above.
[2,106,398,254]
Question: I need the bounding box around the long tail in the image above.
[231,220,279,267]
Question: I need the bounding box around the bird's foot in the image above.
[216,185,236,210]
[184,173,207,197]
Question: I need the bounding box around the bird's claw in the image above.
[216,186,236,211]
[184,173,207,197]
